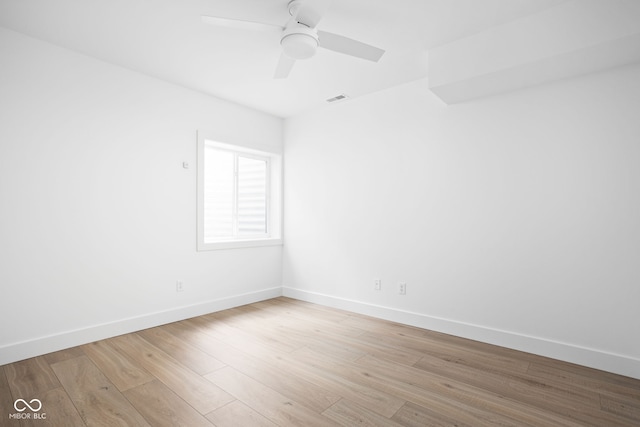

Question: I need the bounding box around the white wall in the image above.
[0,27,283,364]
[283,64,640,378]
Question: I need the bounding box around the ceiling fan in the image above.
[202,0,385,79]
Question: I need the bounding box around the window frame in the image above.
[197,132,282,251]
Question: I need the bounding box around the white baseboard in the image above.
[282,287,640,380]
[0,287,282,366]
[4,285,638,380]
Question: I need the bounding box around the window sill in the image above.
[197,237,283,251]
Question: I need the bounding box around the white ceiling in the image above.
[0,0,571,117]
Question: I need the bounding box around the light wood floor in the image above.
[1,297,639,426]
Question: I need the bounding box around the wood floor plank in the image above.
[198,312,301,354]
[42,347,85,365]
[108,332,234,414]
[530,357,640,389]
[4,356,61,399]
[205,366,340,427]
[528,360,640,401]
[124,379,214,427]
[416,352,600,408]
[425,329,543,363]
[600,395,640,424]
[270,297,353,324]
[391,401,475,427]
[252,300,422,365]
[209,308,313,354]
[346,332,428,366]
[280,329,366,362]
[293,346,530,427]
[322,399,405,427]
[414,353,633,426]
[18,387,85,427]
[356,353,584,427]
[250,300,367,338]
[338,312,429,339]
[360,330,531,375]
[0,367,16,427]
[263,348,406,419]
[50,355,149,426]
[206,400,278,427]
[216,306,367,362]
[82,338,154,392]
[218,303,423,367]
[137,326,226,376]
[189,315,406,418]
[164,320,342,413]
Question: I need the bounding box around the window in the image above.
[197,133,282,250]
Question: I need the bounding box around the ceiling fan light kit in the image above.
[281,25,319,59]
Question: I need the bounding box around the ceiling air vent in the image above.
[326,94,349,103]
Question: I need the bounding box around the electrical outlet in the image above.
[176,281,184,292]
[374,279,382,291]
[399,282,406,295]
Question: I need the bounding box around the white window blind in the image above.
[237,156,268,236]
[203,144,269,243]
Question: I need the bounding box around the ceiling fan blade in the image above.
[274,53,296,79]
[294,0,332,28]
[201,15,282,32]
[318,30,385,62]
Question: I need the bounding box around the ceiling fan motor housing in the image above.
[281,25,319,60]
